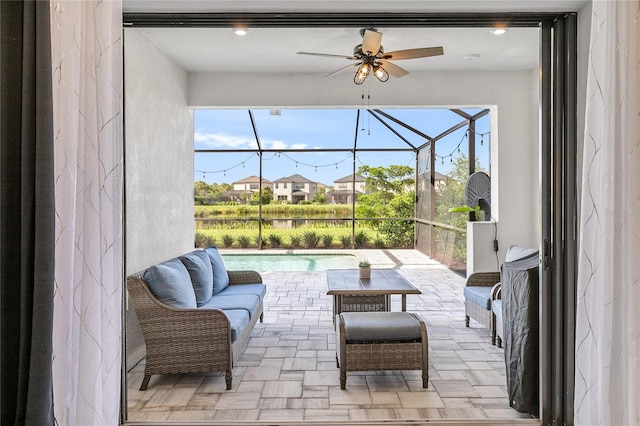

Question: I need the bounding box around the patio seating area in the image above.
[126,250,535,424]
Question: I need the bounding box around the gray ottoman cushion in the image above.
[341,312,422,342]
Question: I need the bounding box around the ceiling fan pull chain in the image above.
[367,91,371,135]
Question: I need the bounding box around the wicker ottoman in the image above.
[337,311,429,389]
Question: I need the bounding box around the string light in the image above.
[195,152,354,180]
[432,129,490,164]
[266,152,352,171]
[194,128,489,179]
[195,153,257,177]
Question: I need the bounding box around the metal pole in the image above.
[430,142,436,257]
[248,110,263,249]
[352,110,361,249]
[468,119,476,222]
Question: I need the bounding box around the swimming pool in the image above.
[220,253,358,272]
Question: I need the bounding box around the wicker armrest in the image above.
[491,282,502,300]
[465,271,501,287]
[228,270,263,285]
[127,275,233,352]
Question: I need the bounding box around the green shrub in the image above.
[321,234,333,248]
[339,234,352,248]
[237,235,251,248]
[354,230,369,248]
[194,230,216,248]
[267,233,282,248]
[289,235,301,248]
[374,238,386,249]
[222,234,234,248]
[302,231,320,249]
[254,235,267,248]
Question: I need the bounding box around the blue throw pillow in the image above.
[204,246,230,294]
[180,250,214,306]
[143,258,197,308]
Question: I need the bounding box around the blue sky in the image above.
[194,108,490,186]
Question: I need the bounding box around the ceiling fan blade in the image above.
[382,46,444,61]
[297,51,356,60]
[379,60,409,78]
[362,29,383,56]
[325,62,359,78]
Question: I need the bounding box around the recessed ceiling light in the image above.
[464,54,481,61]
[234,28,248,36]
[490,28,507,35]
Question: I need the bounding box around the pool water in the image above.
[221,253,358,272]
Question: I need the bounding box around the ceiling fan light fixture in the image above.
[358,62,371,76]
[373,65,389,82]
[354,70,367,85]
[354,62,372,85]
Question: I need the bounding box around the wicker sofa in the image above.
[127,246,265,391]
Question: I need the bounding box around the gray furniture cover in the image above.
[501,246,540,416]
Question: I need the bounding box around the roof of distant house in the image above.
[418,171,449,181]
[274,173,314,183]
[434,171,448,180]
[233,175,273,184]
[334,173,366,183]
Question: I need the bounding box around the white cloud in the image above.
[263,139,308,150]
[194,132,256,148]
[194,131,309,151]
[290,143,309,150]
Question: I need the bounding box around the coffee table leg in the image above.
[402,295,407,311]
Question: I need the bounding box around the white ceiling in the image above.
[123,1,588,78]
[134,27,541,74]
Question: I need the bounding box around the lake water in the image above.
[221,253,358,272]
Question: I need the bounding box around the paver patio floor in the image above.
[126,249,536,425]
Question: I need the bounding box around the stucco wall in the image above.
[125,29,195,271]
[124,29,194,370]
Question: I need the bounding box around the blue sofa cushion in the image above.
[144,258,197,308]
[217,283,266,299]
[204,246,230,295]
[492,299,503,319]
[180,250,213,307]
[341,312,422,342]
[223,309,251,342]
[463,286,492,310]
[200,294,261,317]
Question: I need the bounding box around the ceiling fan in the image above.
[297,28,444,85]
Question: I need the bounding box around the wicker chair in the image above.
[463,272,501,344]
[127,270,264,391]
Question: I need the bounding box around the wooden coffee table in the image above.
[326,269,421,318]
